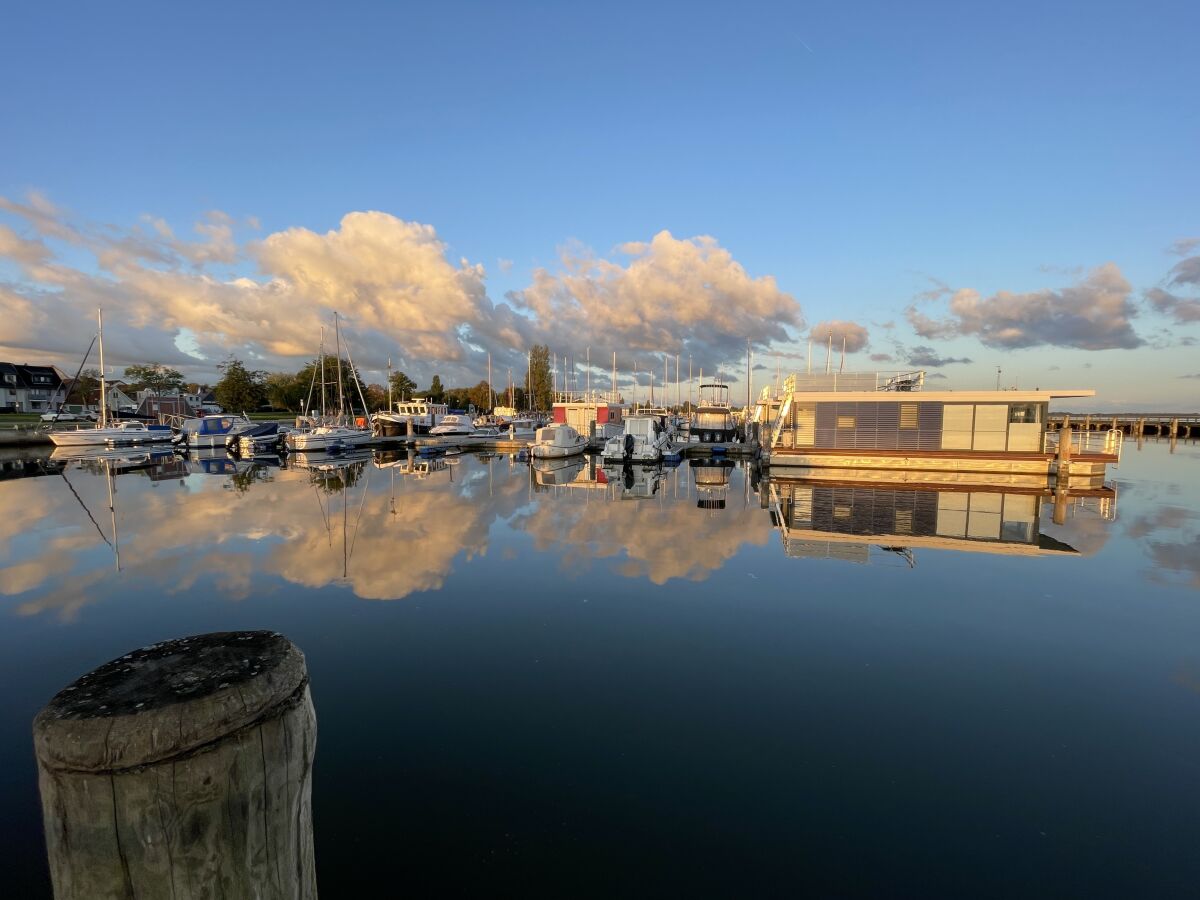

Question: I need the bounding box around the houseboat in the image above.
[763,478,1115,564]
[763,371,1118,487]
[373,397,448,437]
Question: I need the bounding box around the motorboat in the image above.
[373,398,449,437]
[530,423,588,459]
[174,414,255,448]
[50,419,172,447]
[228,422,284,456]
[429,414,481,437]
[285,423,373,452]
[691,383,739,444]
[602,413,676,463]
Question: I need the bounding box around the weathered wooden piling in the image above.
[33,631,317,900]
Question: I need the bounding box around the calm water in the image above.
[2,440,1199,897]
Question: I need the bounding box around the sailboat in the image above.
[287,313,374,452]
[49,310,172,447]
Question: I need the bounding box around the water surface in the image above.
[2,440,1198,897]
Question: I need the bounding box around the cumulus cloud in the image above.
[907,263,1142,350]
[508,230,802,374]
[0,195,798,386]
[906,345,972,367]
[869,352,893,362]
[808,319,869,353]
[1145,241,1200,324]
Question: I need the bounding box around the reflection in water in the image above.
[765,478,1117,565]
[6,444,1195,624]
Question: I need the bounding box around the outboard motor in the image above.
[623,432,635,460]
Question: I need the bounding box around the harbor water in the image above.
[1,440,1198,897]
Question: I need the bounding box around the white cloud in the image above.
[907,263,1142,350]
[808,319,869,353]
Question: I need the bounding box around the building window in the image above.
[1008,404,1040,424]
[837,415,856,429]
[899,403,918,429]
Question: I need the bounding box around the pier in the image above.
[1047,412,1200,439]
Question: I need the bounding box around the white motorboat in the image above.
[175,414,255,448]
[373,398,449,437]
[428,414,480,437]
[285,424,373,452]
[602,413,677,463]
[530,423,588,459]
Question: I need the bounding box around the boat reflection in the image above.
[762,475,1117,565]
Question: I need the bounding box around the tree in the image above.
[66,368,101,405]
[214,357,267,413]
[427,374,444,404]
[527,345,552,411]
[124,363,184,399]
[265,372,305,411]
[364,383,388,411]
[388,370,416,403]
[293,355,368,415]
[467,380,492,412]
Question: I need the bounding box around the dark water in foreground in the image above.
[2,441,1199,897]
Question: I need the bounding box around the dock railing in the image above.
[1045,428,1123,467]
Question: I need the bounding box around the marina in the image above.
[2,435,1198,896]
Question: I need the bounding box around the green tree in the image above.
[427,374,445,403]
[526,344,552,411]
[364,383,388,410]
[124,363,185,400]
[66,368,101,405]
[293,355,368,415]
[265,372,304,411]
[467,380,492,412]
[388,370,416,402]
[214,357,267,413]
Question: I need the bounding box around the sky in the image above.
[1,0,1198,409]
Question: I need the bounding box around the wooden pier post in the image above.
[33,631,317,900]
[1055,425,1072,488]
[1084,414,1091,432]
[1111,416,1118,432]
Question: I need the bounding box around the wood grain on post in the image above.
[33,631,317,900]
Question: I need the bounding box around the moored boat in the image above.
[175,414,255,448]
[530,423,588,459]
[602,413,676,463]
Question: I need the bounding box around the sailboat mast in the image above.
[97,308,108,426]
[334,313,345,418]
[319,328,327,419]
[488,352,493,411]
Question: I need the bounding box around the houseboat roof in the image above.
[784,389,1095,403]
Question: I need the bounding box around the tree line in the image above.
[85,344,563,414]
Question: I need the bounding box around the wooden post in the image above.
[1056,425,1072,487]
[1084,414,1091,432]
[1110,416,1118,432]
[33,631,317,900]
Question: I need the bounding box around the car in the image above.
[40,411,81,422]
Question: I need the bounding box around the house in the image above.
[98,382,137,413]
[0,362,67,413]
[135,395,196,420]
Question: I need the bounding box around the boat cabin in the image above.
[552,390,623,436]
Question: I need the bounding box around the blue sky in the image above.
[1,0,1198,407]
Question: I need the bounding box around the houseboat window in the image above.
[1008,404,1040,424]
[837,414,856,429]
[899,404,919,429]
